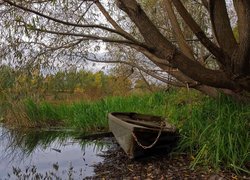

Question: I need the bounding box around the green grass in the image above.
[165,90,250,174]
[23,92,168,130]
[3,89,250,174]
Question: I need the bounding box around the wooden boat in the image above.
[108,112,178,159]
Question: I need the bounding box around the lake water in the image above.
[0,124,111,179]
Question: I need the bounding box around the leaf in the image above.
[52,0,57,6]
[26,24,34,30]
[32,18,36,29]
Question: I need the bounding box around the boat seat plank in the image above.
[122,118,162,129]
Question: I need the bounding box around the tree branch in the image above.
[95,1,137,43]
[22,38,85,61]
[231,0,250,78]
[171,0,225,64]
[164,0,194,60]
[118,0,238,90]
[209,0,237,57]
[27,26,138,45]
[2,0,135,41]
[129,44,214,91]
[201,0,208,9]
[138,70,154,92]
[82,55,184,87]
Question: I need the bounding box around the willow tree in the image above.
[0,0,249,100]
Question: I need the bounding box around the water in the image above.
[0,124,111,179]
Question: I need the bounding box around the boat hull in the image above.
[108,112,178,159]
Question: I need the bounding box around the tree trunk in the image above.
[117,0,239,90]
[116,0,250,94]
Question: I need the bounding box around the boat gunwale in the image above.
[108,112,176,133]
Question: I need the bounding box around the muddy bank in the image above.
[87,138,249,179]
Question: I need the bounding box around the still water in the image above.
[0,124,111,179]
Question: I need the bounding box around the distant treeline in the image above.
[0,65,163,101]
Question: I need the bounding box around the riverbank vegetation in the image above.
[0,65,249,174]
[165,91,250,174]
[1,87,249,174]
[3,92,167,130]
[1,0,249,177]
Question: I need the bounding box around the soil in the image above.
[86,137,249,180]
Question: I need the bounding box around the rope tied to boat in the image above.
[132,121,166,149]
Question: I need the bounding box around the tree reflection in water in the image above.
[0,125,111,179]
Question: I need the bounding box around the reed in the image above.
[21,92,168,130]
[166,90,250,174]
[2,89,249,174]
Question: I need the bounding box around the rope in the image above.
[132,121,166,149]
[186,82,190,92]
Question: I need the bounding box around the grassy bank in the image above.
[165,90,250,174]
[4,92,168,130]
[2,90,249,174]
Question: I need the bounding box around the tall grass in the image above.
[21,92,168,130]
[165,90,250,174]
[3,89,249,174]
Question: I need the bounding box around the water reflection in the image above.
[0,124,110,179]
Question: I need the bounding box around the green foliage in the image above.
[22,91,168,131]
[24,99,61,126]
[3,88,249,174]
[0,65,137,101]
[166,91,250,174]
[0,65,15,90]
